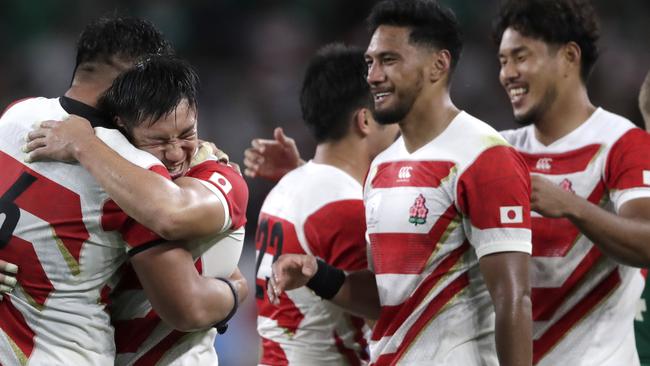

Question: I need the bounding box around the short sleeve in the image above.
[456,146,532,258]
[101,165,170,255]
[604,129,650,212]
[186,160,249,231]
[303,199,368,271]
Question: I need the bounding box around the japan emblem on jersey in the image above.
[408,194,429,226]
[499,206,523,224]
[209,172,232,194]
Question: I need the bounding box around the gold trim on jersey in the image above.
[482,134,510,148]
[7,334,28,366]
[52,228,81,276]
[423,214,461,270]
[21,286,45,312]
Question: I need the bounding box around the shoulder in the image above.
[2,97,63,121]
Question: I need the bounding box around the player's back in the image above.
[501,107,649,366]
[256,161,370,365]
[0,97,164,365]
[364,111,532,365]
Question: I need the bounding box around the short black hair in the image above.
[493,0,600,82]
[367,0,463,70]
[74,16,173,73]
[300,43,372,143]
[98,55,198,131]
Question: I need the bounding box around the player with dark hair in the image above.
[495,1,650,365]
[266,1,533,365]
[22,54,249,365]
[0,17,244,365]
[255,43,398,365]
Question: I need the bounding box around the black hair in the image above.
[300,43,372,143]
[493,0,600,82]
[367,0,463,70]
[98,55,198,131]
[74,16,173,74]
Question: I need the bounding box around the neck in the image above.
[399,87,460,153]
[312,137,371,185]
[534,82,595,145]
[64,84,99,108]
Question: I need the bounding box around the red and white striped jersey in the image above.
[364,111,532,365]
[0,97,166,366]
[501,107,650,366]
[256,161,370,365]
[111,156,248,366]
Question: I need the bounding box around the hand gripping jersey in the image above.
[0,97,167,366]
[364,111,532,365]
[111,154,248,366]
[501,108,650,366]
[256,162,370,365]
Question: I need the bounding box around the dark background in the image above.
[1,1,648,364]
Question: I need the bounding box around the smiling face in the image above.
[498,27,562,125]
[128,99,198,178]
[365,25,428,125]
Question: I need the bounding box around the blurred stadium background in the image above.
[1,1,648,364]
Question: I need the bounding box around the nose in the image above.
[163,141,185,164]
[367,61,385,85]
[500,60,519,84]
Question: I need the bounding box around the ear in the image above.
[561,41,582,76]
[429,49,452,83]
[354,108,371,137]
[113,116,128,132]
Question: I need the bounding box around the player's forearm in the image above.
[493,292,532,366]
[132,243,238,332]
[331,270,381,320]
[73,137,192,240]
[566,197,650,267]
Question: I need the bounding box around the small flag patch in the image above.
[500,206,523,224]
[209,172,232,194]
[643,171,650,186]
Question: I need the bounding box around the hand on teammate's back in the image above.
[24,115,94,163]
[267,254,318,305]
[243,127,302,181]
[0,260,18,300]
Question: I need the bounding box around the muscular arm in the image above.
[78,138,225,241]
[479,252,532,366]
[532,175,650,267]
[131,242,247,332]
[268,254,381,320]
[569,196,650,267]
[26,118,226,241]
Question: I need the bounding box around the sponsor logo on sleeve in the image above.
[209,172,232,194]
[499,206,523,224]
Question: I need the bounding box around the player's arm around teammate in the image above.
[25,115,229,242]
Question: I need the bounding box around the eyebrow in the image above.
[500,46,528,58]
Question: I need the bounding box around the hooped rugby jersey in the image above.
[501,107,650,366]
[0,97,167,366]
[256,161,370,365]
[364,111,532,365]
[111,154,248,366]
